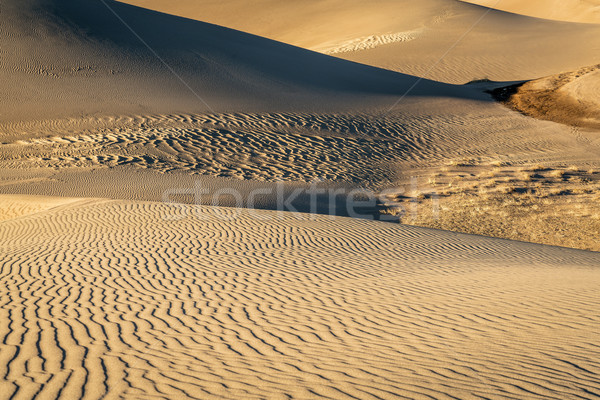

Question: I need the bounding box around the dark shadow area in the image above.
[28,0,486,100]
[487,82,527,102]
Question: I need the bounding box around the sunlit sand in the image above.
[1,0,600,398]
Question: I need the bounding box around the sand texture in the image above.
[1,199,600,399]
[462,0,600,24]
[501,65,600,130]
[121,0,600,83]
[2,0,600,398]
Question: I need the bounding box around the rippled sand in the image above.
[1,198,599,399]
[2,0,600,398]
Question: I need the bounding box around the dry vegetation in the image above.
[380,161,600,251]
[493,64,600,130]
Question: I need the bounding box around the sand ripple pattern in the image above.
[2,113,425,186]
[1,111,559,187]
[320,30,423,55]
[1,200,599,399]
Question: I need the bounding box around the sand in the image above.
[2,0,600,398]
[4,0,600,124]
[0,195,82,222]
[2,0,469,124]
[500,64,600,130]
[462,0,600,24]
[1,198,599,399]
[379,161,600,251]
[121,0,600,83]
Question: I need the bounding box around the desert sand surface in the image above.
[463,0,600,24]
[2,0,600,398]
[2,0,470,123]
[0,195,82,222]
[1,198,600,399]
[499,64,600,130]
[380,160,600,251]
[121,0,600,83]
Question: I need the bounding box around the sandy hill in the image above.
[4,0,600,125]
[122,0,600,83]
[1,0,599,252]
[2,0,600,398]
[1,196,599,399]
[0,0,472,124]
[501,64,600,130]
[462,0,600,24]
[1,1,599,240]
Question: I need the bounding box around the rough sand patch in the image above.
[380,161,600,251]
[492,64,600,130]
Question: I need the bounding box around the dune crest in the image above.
[496,64,600,130]
[121,0,600,83]
[1,0,457,123]
[462,0,600,24]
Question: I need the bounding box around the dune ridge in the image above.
[462,0,600,24]
[121,0,600,84]
[0,0,463,123]
[1,198,599,399]
[497,64,600,130]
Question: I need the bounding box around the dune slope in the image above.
[2,1,600,397]
[498,64,600,130]
[0,0,467,123]
[121,0,600,83]
[462,0,600,24]
[1,198,599,399]
[2,0,600,255]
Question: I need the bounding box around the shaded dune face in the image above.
[1,0,482,123]
[117,0,600,85]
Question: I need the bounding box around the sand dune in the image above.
[1,197,599,399]
[121,0,600,83]
[1,0,469,124]
[462,0,600,24]
[498,64,600,130]
[2,0,599,245]
[2,1,600,398]
[0,195,81,222]
[119,0,444,51]
[3,102,595,193]
[1,108,550,187]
